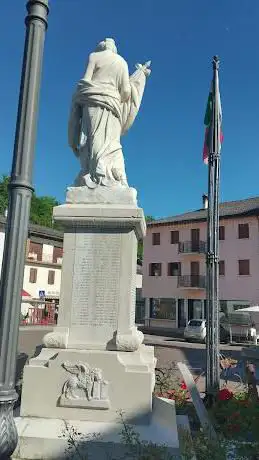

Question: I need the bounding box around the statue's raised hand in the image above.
[135,60,151,77]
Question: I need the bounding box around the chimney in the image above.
[202,194,208,209]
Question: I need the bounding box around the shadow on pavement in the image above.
[15,326,51,409]
[153,342,248,390]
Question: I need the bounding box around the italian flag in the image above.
[203,82,223,164]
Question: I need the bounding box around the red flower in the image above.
[180,381,187,390]
[218,388,233,401]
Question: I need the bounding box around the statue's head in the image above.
[96,38,117,54]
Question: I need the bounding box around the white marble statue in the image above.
[68,38,151,188]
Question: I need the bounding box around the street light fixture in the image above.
[0,1,49,457]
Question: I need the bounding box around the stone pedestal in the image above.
[43,201,145,351]
[16,188,164,458]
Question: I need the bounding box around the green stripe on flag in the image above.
[204,90,213,127]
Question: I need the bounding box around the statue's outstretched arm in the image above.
[83,53,95,81]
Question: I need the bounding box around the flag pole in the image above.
[205,55,221,403]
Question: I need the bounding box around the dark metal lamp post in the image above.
[0,1,49,457]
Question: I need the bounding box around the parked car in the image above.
[184,319,206,342]
[184,319,230,343]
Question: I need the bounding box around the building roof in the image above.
[0,215,63,241]
[0,216,144,275]
[148,196,259,227]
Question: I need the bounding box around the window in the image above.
[238,223,249,239]
[191,228,200,243]
[149,263,162,276]
[171,231,179,244]
[233,304,250,311]
[219,260,225,276]
[29,268,37,283]
[152,232,160,245]
[168,262,181,276]
[151,298,176,320]
[188,319,204,327]
[53,246,63,263]
[238,259,250,276]
[219,226,225,240]
[28,242,43,261]
[48,270,55,285]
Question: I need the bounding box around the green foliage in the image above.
[30,193,59,228]
[145,215,154,223]
[60,407,259,460]
[0,174,153,236]
[61,413,177,459]
[118,410,175,459]
[60,422,102,459]
[0,174,60,229]
[179,428,227,460]
[212,394,259,442]
[0,175,9,215]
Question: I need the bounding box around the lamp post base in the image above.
[0,398,18,459]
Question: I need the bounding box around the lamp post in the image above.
[0,1,49,457]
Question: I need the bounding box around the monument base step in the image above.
[13,398,179,459]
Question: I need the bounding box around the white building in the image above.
[0,216,144,318]
[0,216,63,305]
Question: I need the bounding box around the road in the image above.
[144,334,244,393]
[16,326,53,382]
[144,334,242,367]
[16,328,245,394]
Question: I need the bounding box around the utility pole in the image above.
[0,1,49,457]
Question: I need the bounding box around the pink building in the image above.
[143,196,259,330]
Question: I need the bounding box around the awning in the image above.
[21,289,31,297]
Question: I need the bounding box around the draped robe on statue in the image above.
[68,56,150,188]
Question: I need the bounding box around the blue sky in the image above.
[0,0,259,218]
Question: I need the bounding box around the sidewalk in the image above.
[139,325,185,339]
[143,334,186,348]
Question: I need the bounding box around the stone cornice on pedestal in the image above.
[53,203,146,240]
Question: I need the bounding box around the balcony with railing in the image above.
[178,241,206,254]
[178,275,206,289]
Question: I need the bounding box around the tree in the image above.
[30,193,59,228]
[0,175,153,239]
[137,215,154,264]
[0,175,60,229]
[0,175,9,215]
